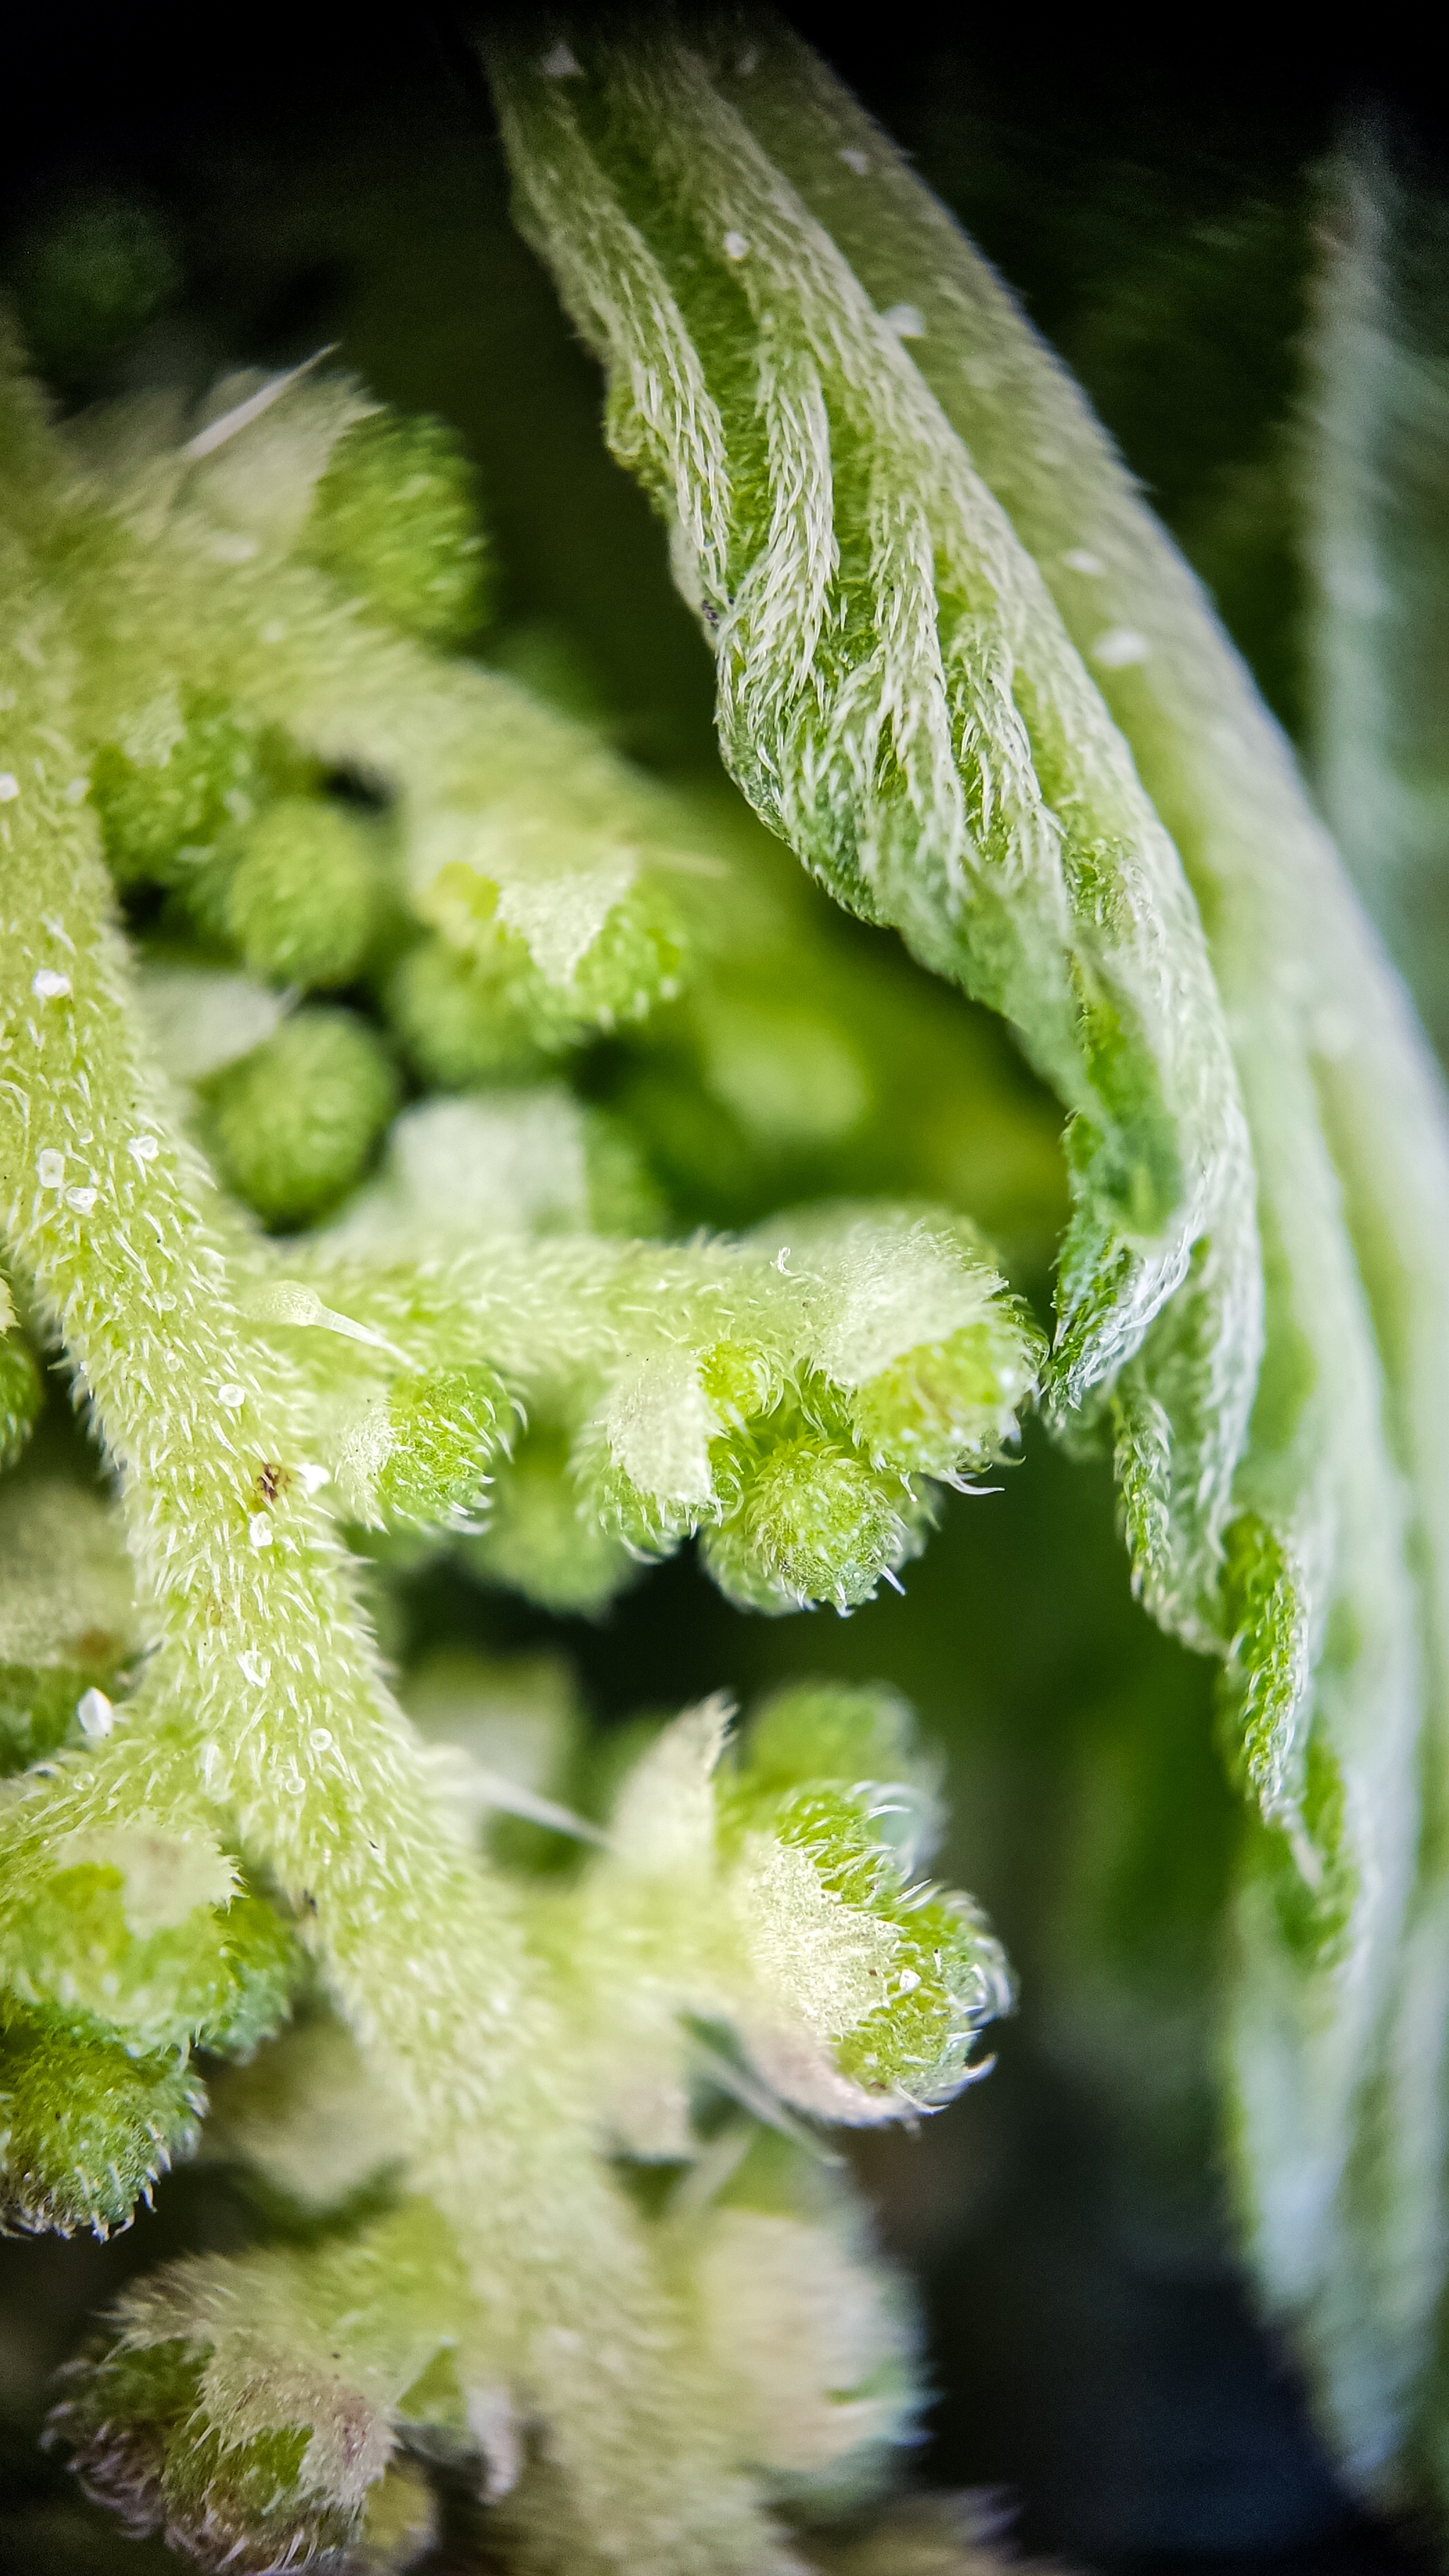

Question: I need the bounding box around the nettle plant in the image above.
[4,14,1449,2572]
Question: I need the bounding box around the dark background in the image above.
[3,11,1447,2572]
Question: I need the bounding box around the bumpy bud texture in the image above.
[1,2018,206,2237]
[304,410,493,647]
[224,796,381,990]
[89,689,267,888]
[201,1007,400,1228]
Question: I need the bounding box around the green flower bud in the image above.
[304,410,493,647]
[56,2333,351,2575]
[50,2202,495,2569]
[6,1830,301,2057]
[1,1326,44,1469]
[224,797,381,990]
[0,2018,205,2236]
[735,1786,1011,2113]
[702,1431,927,1616]
[201,1007,399,1229]
[737,1682,930,1812]
[374,1365,511,1530]
[568,877,686,1030]
[462,1429,640,1617]
[386,931,570,1087]
[91,689,264,889]
[846,1315,1039,1480]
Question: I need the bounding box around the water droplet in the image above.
[723,231,750,261]
[882,303,925,340]
[0,775,18,802]
[127,1133,159,1167]
[65,1186,98,1213]
[77,1687,114,1739]
[31,968,71,1000]
[217,1382,246,1411]
[36,1149,64,1189]
[248,1511,273,1547]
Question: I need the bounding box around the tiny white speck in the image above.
[297,1461,330,1494]
[64,777,90,804]
[311,1728,335,1753]
[65,1186,98,1214]
[882,302,925,340]
[217,1381,246,1411]
[722,230,749,261]
[1063,548,1105,577]
[31,969,71,1000]
[539,38,582,76]
[897,1967,920,1994]
[77,1687,115,1739]
[127,1133,159,1167]
[1091,627,1150,670]
[839,146,870,175]
[37,1150,64,1189]
[238,1650,270,1687]
[248,1511,273,1547]
[774,1246,792,1274]
[0,774,18,802]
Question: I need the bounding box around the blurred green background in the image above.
[2,12,1443,2570]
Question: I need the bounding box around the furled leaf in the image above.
[488,16,1449,2507]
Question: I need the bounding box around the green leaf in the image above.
[487,15,1449,2507]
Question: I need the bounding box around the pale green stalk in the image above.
[0,514,802,2570]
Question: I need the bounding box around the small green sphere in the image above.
[703,1432,918,1615]
[463,1429,640,1616]
[91,691,262,889]
[386,932,571,1086]
[202,1009,399,1229]
[305,410,492,647]
[376,1365,511,1528]
[225,798,380,989]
